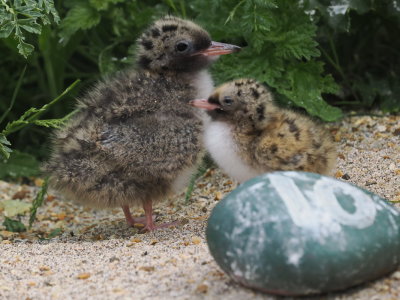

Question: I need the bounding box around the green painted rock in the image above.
[206,171,400,295]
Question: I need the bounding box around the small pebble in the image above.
[341,173,351,180]
[77,273,91,280]
[196,284,208,293]
[192,236,202,245]
[139,266,155,272]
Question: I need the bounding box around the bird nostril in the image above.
[208,96,220,105]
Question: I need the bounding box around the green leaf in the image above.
[39,0,60,23]
[98,42,120,75]
[0,134,11,146]
[46,228,62,239]
[0,21,14,38]
[196,0,343,121]
[16,39,34,58]
[59,2,101,43]
[29,177,48,228]
[0,145,12,160]
[89,0,124,11]
[0,200,31,217]
[248,30,267,54]
[0,0,60,57]
[33,118,67,128]
[225,0,246,24]
[1,80,80,137]
[0,65,27,126]
[272,27,320,60]
[348,0,373,14]
[16,4,44,18]
[3,217,27,233]
[0,134,12,160]
[19,19,42,34]
[0,150,40,179]
[2,107,40,135]
[280,61,342,121]
[185,154,214,203]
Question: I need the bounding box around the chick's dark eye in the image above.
[223,96,234,105]
[175,41,189,52]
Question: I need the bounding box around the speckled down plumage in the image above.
[45,70,206,208]
[192,78,336,182]
[43,16,228,216]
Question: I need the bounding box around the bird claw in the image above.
[125,215,158,228]
[139,220,181,233]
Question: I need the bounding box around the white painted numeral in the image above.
[269,174,377,229]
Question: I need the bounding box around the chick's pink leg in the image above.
[122,205,136,226]
[143,200,156,231]
[121,205,155,227]
[141,200,180,232]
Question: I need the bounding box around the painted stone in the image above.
[206,171,400,295]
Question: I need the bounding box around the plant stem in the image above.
[29,177,49,228]
[2,79,80,136]
[321,36,361,103]
[164,0,178,14]
[0,0,12,12]
[225,0,246,24]
[179,0,186,18]
[42,47,58,98]
[320,44,345,81]
[33,54,47,101]
[185,155,214,203]
[27,79,80,120]
[332,101,364,106]
[0,65,26,125]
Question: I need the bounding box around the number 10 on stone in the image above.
[206,171,400,295]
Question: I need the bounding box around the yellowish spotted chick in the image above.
[190,78,336,182]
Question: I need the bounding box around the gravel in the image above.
[0,114,399,300]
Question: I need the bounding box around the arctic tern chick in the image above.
[44,17,240,231]
[190,79,336,183]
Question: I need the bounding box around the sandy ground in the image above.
[0,114,399,300]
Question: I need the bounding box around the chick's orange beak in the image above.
[198,41,241,56]
[189,99,220,110]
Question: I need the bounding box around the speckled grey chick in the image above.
[44,17,240,232]
[190,79,336,183]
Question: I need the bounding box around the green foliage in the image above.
[192,0,342,121]
[0,64,26,160]
[0,150,40,178]
[0,199,31,216]
[45,227,62,239]
[0,0,59,57]
[29,176,48,227]
[0,79,79,171]
[3,216,26,232]
[0,134,12,160]
[58,1,101,44]
[302,0,400,112]
[185,154,214,203]
[0,74,78,180]
[0,177,48,231]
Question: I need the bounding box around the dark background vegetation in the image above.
[0,0,399,179]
